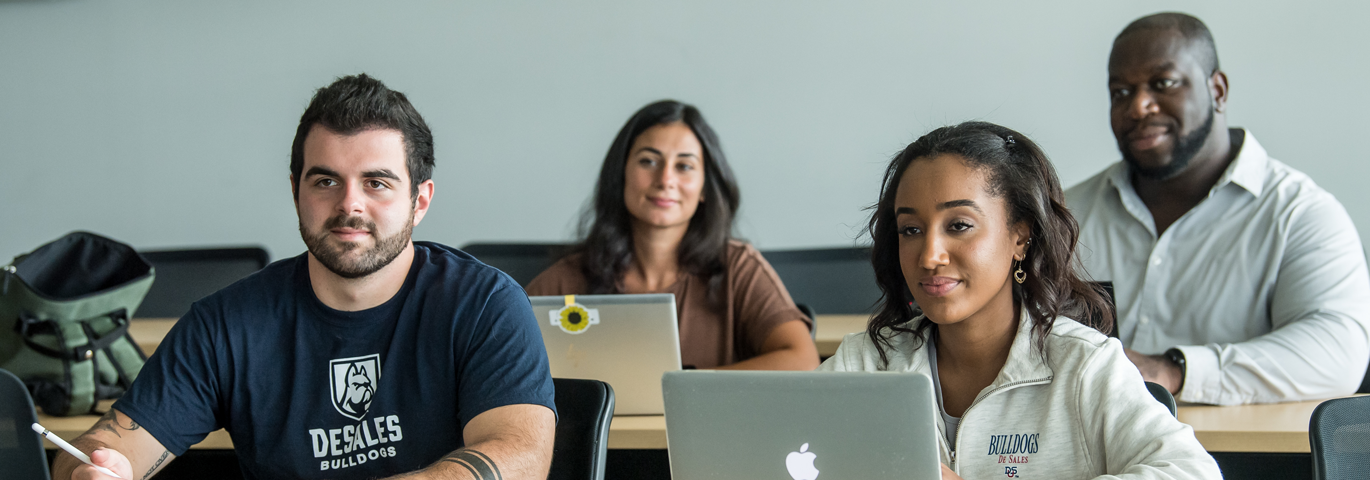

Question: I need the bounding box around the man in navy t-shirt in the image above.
[55,74,557,480]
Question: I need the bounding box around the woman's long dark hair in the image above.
[574,100,740,294]
[865,121,1112,365]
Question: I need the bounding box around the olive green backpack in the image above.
[0,232,154,416]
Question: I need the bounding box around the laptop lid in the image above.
[530,293,682,415]
[663,370,940,480]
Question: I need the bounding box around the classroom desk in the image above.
[54,318,1327,454]
[550,398,1342,453]
[39,400,1327,453]
[814,314,867,357]
[1178,398,1330,453]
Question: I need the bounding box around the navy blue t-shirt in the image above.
[114,242,556,480]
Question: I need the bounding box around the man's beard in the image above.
[1123,108,1215,181]
[300,212,413,279]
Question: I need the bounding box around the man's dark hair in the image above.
[290,74,435,200]
[1115,12,1220,74]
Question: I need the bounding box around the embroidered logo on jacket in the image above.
[987,433,1039,477]
[330,354,381,421]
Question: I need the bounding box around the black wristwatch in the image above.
[1164,348,1187,392]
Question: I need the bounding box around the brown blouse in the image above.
[525,240,810,369]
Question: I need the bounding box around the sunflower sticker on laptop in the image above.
[551,302,600,334]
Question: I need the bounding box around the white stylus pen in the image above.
[32,423,125,479]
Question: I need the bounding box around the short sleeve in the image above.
[455,283,557,428]
[112,307,223,456]
[729,244,810,356]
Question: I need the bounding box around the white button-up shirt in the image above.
[1065,129,1370,405]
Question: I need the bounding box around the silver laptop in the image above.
[663,371,940,480]
[530,293,682,415]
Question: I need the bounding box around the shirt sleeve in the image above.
[817,333,865,372]
[1077,340,1222,479]
[455,282,558,429]
[1176,193,1370,405]
[730,246,812,358]
[111,307,223,456]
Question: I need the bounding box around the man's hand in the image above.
[70,448,134,480]
[1124,348,1183,393]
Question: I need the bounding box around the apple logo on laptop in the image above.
[785,443,819,480]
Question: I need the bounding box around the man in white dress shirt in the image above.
[1066,12,1370,405]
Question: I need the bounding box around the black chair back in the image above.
[1359,361,1370,394]
[761,247,880,315]
[1311,395,1370,480]
[137,247,270,318]
[0,368,50,480]
[796,303,817,341]
[1144,381,1177,417]
[550,378,615,480]
[461,243,571,289]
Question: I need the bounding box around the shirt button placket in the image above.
[1137,236,1168,351]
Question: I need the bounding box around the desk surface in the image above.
[600,398,1337,453]
[46,317,1322,453]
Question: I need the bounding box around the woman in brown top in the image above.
[526,100,818,370]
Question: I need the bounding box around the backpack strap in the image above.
[16,309,130,361]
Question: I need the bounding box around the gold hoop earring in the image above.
[1014,259,1027,284]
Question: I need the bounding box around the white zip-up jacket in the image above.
[819,311,1221,479]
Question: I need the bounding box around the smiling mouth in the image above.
[1126,125,1171,152]
[919,278,960,297]
[649,198,678,208]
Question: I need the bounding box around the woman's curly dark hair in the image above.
[864,121,1112,365]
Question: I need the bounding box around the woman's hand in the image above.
[941,463,964,480]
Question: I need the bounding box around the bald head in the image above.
[1112,12,1219,75]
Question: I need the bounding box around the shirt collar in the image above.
[910,305,1055,387]
[1215,128,1268,197]
[992,305,1055,386]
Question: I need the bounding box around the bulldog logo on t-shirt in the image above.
[330,354,381,420]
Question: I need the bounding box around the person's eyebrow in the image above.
[304,166,340,178]
[939,199,983,214]
[633,146,664,157]
[1150,61,1177,73]
[363,169,401,181]
[1107,62,1179,83]
[895,199,983,216]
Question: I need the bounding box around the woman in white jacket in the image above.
[820,122,1221,479]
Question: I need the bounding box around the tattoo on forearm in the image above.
[93,411,121,438]
[439,449,503,480]
[92,411,143,439]
[142,450,169,480]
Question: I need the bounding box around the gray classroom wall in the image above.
[2,1,1367,264]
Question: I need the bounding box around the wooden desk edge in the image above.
[1193,431,1309,454]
